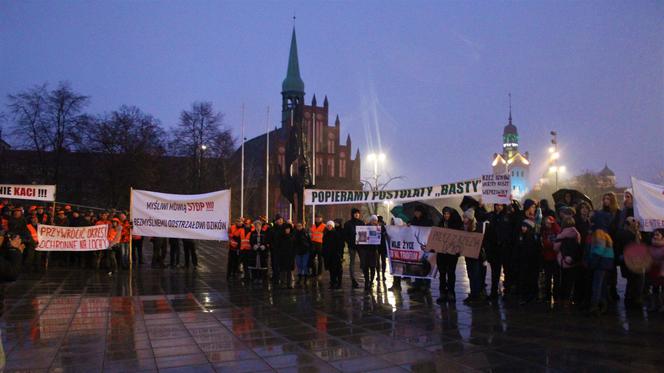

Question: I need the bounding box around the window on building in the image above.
[317,124,323,146]
[339,153,346,178]
[328,136,335,153]
[316,158,323,176]
[327,158,335,177]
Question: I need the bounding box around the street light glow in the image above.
[549,166,558,173]
[559,166,566,173]
[551,152,560,160]
[548,146,555,153]
[201,144,207,150]
[378,153,386,162]
[367,153,376,162]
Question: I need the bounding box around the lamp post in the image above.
[367,152,386,214]
[198,144,207,192]
[548,131,565,190]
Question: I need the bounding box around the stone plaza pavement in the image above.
[1,240,662,373]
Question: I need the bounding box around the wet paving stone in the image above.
[1,240,663,372]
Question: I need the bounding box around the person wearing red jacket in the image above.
[541,216,562,302]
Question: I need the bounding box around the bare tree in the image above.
[80,106,166,207]
[6,84,50,179]
[170,102,235,192]
[6,82,89,184]
[361,174,405,215]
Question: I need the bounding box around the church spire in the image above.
[508,92,512,124]
[282,27,305,94]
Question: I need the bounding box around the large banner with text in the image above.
[131,189,230,241]
[0,184,56,202]
[305,178,482,205]
[632,177,664,232]
[385,226,437,279]
[36,224,109,251]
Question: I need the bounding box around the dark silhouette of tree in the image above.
[170,102,235,192]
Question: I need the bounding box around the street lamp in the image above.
[198,144,207,192]
[548,131,565,190]
[367,152,386,180]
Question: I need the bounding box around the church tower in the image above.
[492,95,530,200]
[281,27,305,126]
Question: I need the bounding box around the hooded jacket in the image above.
[554,226,581,268]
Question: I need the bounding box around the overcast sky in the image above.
[2,0,662,188]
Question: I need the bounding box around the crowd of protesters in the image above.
[0,200,199,278]
[2,190,664,318]
[227,190,663,316]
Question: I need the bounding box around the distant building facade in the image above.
[491,106,530,200]
[228,28,361,222]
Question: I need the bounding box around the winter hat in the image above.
[523,199,536,212]
[463,208,475,221]
[326,220,335,228]
[369,215,379,222]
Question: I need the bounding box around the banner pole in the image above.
[129,187,133,271]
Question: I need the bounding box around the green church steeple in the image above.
[282,28,305,94]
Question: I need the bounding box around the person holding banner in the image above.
[359,215,380,291]
[408,206,434,295]
[227,219,243,280]
[344,209,364,289]
[436,207,464,304]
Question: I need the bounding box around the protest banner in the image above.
[36,224,109,251]
[0,184,56,202]
[131,189,230,240]
[355,225,382,245]
[481,174,511,205]
[632,177,664,232]
[385,226,437,279]
[426,226,484,259]
[304,178,482,205]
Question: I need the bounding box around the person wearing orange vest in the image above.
[26,214,41,271]
[96,217,120,273]
[227,219,244,280]
[309,214,326,278]
[118,213,130,269]
[239,218,255,281]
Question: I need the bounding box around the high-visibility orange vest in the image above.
[310,223,325,244]
[240,228,252,250]
[229,225,240,249]
[27,224,38,243]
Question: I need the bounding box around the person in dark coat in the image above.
[517,218,540,304]
[359,215,380,291]
[463,208,488,304]
[376,216,388,282]
[343,208,364,289]
[436,207,464,304]
[249,220,269,282]
[182,238,197,269]
[574,201,593,307]
[270,215,285,284]
[168,237,181,268]
[484,204,514,299]
[323,220,345,289]
[409,205,434,294]
[151,236,167,269]
[293,222,311,285]
[276,223,295,288]
[0,232,24,282]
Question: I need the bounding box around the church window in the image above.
[316,158,323,176]
[328,136,335,153]
[327,158,335,177]
[278,147,285,174]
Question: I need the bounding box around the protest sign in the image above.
[304,178,482,205]
[481,174,511,205]
[385,226,437,279]
[426,226,484,259]
[131,189,230,240]
[355,225,382,245]
[0,184,56,202]
[36,224,109,251]
[632,177,664,232]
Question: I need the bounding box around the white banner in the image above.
[632,177,664,232]
[304,178,481,205]
[355,225,382,245]
[481,174,511,205]
[131,189,230,240]
[386,226,437,279]
[36,224,109,251]
[0,184,56,202]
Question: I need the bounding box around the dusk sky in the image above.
[2,1,662,188]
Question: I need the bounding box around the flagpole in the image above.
[240,104,245,219]
[311,106,316,225]
[265,106,270,219]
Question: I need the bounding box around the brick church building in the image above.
[228,28,362,222]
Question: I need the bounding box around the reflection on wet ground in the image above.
[1,240,662,372]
